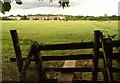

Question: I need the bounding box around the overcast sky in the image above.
[1,0,120,16]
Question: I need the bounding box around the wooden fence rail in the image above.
[38,40,120,50]
[10,52,120,62]
[9,30,120,83]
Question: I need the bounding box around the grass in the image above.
[1,20,118,81]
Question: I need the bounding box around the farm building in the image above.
[8,15,21,20]
[27,15,66,20]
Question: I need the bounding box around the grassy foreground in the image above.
[2,20,118,81]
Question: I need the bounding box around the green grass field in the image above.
[1,20,118,81]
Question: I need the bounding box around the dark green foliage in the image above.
[59,0,69,8]
[110,15,118,20]
[0,16,11,20]
[86,16,95,20]
[16,1,22,5]
[0,1,5,14]
[3,2,11,11]
[65,15,119,21]
[14,0,22,5]
[0,0,12,14]
[21,15,28,20]
[0,0,70,14]
[118,16,120,20]
[1,16,8,20]
[101,31,117,39]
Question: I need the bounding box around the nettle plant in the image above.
[0,0,69,14]
[101,30,120,53]
[101,31,116,39]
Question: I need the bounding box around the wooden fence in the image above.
[9,30,120,83]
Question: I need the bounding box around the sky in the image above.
[1,0,120,16]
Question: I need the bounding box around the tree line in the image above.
[0,14,119,21]
[65,15,119,21]
[0,15,28,20]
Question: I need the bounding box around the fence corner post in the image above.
[92,30,100,83]
[10,30,23,73]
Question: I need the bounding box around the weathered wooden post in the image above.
[33,42,47,82]
[116,40,120,80]
[92,30,100,83]
[20,44,34,81]
[10,30,23,73]
[117,58,120,80]
[102,38,113,83]
[20,42,47,82]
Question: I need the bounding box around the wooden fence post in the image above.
[116,41,120,80]
[20,44,34,81]
[33,42,47,82]
[117,58,120,80]
[10,30,23,73]
[92,30,100,83]
[102,38,113,83]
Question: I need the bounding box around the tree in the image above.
[1,16,9,20]
[0,0,70,14]
[86,16,95,21]
[110,15,118,20]
[21,15,28,20]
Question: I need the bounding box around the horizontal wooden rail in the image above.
[38,40,120,51]
[39,42,94,50]
[45,67,120,72]
[42,54,93,61]
[10,52,120,62]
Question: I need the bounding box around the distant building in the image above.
[8,15,21,20]
[27,15,66,20]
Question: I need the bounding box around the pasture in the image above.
[1,20,118,81]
